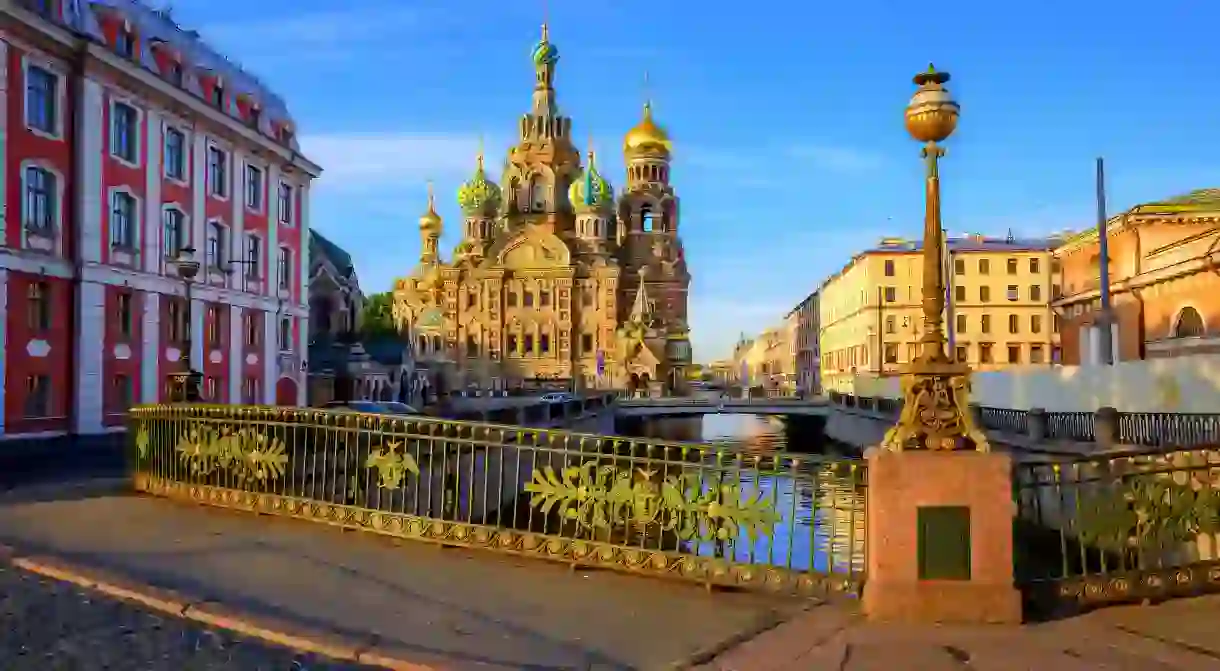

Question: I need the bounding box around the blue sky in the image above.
[176,0,1220,360]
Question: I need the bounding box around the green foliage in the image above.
[359,292,400,339]
[1078,472,1220,555]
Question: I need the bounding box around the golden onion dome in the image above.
[419,182,443,234]
[457,152,502,216]
[568,150,614,214]
[623,102,672,157]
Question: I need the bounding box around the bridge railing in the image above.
[829,393,1220,450]
[127,403,866,598]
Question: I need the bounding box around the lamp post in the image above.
[882,65,989,452]
[172,246,202,402]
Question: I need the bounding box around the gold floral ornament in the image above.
[1078,469,1220,553]
[175,425,288,483]
[523,461,780,542]
[365,440,420,489]
[135,424,150,460]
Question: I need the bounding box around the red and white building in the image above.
[0,1,320,441]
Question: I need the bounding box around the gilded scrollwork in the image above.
[365,440,421,489]
[523,461,780,541]
[175,424,289,483]
[882,370,989,452]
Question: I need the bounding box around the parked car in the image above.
[323,401,420,415]
[539,392,575,403]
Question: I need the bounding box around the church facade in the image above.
[391,25,692,395]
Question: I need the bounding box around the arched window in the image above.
[530,178,546,212]
[639,204,653,232]
[1173,306,1205,338]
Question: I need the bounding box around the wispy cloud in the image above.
[786,144,887,173]
[199,9,423,47]
[302,133,491,193]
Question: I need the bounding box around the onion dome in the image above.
[531,23,559,67]
[568,149,614,214]
[457,152,502,216]
[419,182,443,234]
[623,102,672,158]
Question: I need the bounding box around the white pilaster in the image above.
[297,180,311,406]
[229,305,242,402]
[75,281,106,433]
[0,269,7,435]
[191,297,205,374]
[143,110,163,272]
[76,80,105,263]
[0,40,8,246]
[190,133,207,250]
[141,291,159,403]
[230,150,245,283]
[296,315,307,406]
[263,307,278,404]
[266,165,280,298]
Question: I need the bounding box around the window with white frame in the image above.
[162,207,185,258]
[115,27,137,59]
[245,164,263,210]
[278,317,292,351]
[207,146,228,198]
[164,127,186,181]
[25,65,58,135]
[23,166,56,234]
[110,191,137,249]
[245,234,261,279]
[277,182,293,224]
[205,221,226,269]
[277,247,291,290]
[110,102,139,163]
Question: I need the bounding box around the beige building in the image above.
[390,25,692,396]
[787,291,820,395]
[819,235,1062,392]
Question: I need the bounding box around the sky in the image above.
[170,0,1220,361]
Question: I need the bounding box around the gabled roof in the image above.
[310,230,355,279]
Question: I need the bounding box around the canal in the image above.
[613,413,867,579]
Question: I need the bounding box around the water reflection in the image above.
[619,414,867,577]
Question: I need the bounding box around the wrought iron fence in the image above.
[979,407,1027,435]
[1120,413,1220,448]
[1013,448,1220,613]
[127,404,867,598]
[1046,412,1095,442]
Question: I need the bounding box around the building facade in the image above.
[819,235,1061,392]
[788,290,819,396]
[391,25,692,396]
[1055,189,1220,364]
[0,1,318,440]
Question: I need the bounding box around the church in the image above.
[392,24,692,396]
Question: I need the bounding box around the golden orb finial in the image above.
[419,180,442,233]
[904,64,959,143]
[476,136,485,171]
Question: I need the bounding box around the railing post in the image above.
[968,402,983,430]
[1095,406,1120,448]
[1025,408,1047,442]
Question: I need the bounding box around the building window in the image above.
[539,289,551,307]
[115,27,137,58]
[204,376,217,401]
[1053,314,1061,333]
[1006,285,1018,301]
[954,285,965,302]
[523,291,534,307]
[1007,344,1021,363]
[279,317,292,351]
[581,291,594,306]
[245,234,261,279]
[506,291,517,307]
[884,259,895,277]
[164,127,186,181]
[1007,258,1018,275]
[956,314,966,333]
[979,342,993,363]
[524,334,535,353]
[885,315,895,334]
[25,375,52,418]
[465,335,478,357]
[1008,314,1019,333]
[110,191,137,249]
[245,165,263,210]
[980,314,991,333]
[884,286,896,302]
[168,62,183,87]
[1028,314,1042,333]
[955,345,968,363]
[110,102,138,163]
[112,374,134,413]
[24,166,56,234]
[954,258,965,275]
[25,65,58,135]
[1173,306,1205,338]
[211,83,225,110]
[167,298,187,343]
[1030,284,1041,301]
[1030,344,1045,363]
[28,281,51,332]
[244,312,260,347]
[278,183,293,224]
[1052,284,1062,299]
[581,333,593,352]
[206,221,225,269]
[117,291,133,340]
[540,334,551,353]
[207,146,228,198]
[162,208,185,258]
[278,247,291,290]
[978,259,990,275]
[1029,258,1040,274]
[242,377,260,404]
[206,305,222,346]
[507,334,519,353]
[884,343,898,364]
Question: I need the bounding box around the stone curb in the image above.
[3,548,447,670]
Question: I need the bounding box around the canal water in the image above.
[613,413,867,578]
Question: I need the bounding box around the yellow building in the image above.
[391,25,692,395]
[819,235,1062,392]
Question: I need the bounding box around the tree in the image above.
[359,292,400,339]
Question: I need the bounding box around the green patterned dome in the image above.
[532,24,559,66]
[456,154,502,216]
[568,151,614,214]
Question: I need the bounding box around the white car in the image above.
[539,392,574,403]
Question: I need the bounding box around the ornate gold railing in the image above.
[128,404,867,597]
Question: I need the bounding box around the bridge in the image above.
[614,395,831,417]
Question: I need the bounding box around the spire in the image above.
[584,134,595,206]
[629,267,653,325]
[476,135,485,172]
